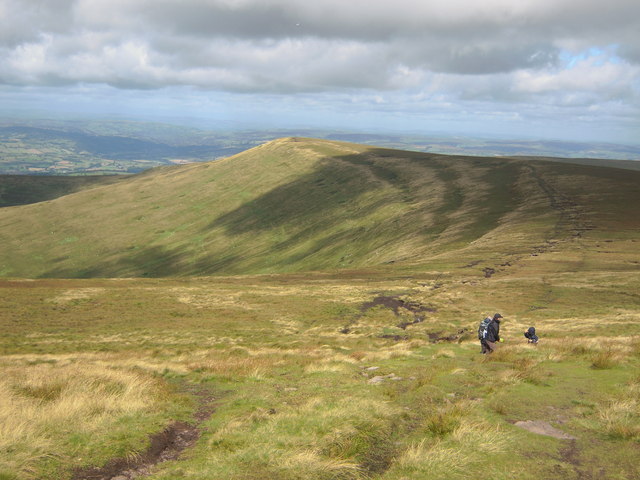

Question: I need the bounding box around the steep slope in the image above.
[0,137,638,278]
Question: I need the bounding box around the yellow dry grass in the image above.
[279,449,362,478]
[50,288,106,304]
[0,360,162,476]
[395,419,509,478]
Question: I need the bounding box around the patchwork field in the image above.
[0,139,638,479]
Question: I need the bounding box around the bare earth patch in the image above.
[52,288,106,303]
[514,420,576,440]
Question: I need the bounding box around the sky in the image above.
[1,0,639,144]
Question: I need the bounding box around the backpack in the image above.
[478,317,492,340]
[524,327,538,343]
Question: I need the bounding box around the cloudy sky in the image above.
[1,0,639,143]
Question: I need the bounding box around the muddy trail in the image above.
[338,294,435,337]
[71,383,218,480]
[471,164,596,281]
[341,294,468,342]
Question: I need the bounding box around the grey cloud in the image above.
[392,36,560,75]
[0,0,639,103]
[618,44,640,65]
[137,1,303,39]
[0,0,73,45]
[129,0,640,45]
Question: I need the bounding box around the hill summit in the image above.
[1,137,638,278]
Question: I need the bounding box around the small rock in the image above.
[365,366,380,371]
[368,376,385,384]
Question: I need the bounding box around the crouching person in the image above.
[524,326,539,344]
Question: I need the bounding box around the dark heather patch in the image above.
[360,295,437,316]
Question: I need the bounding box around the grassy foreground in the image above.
[1,260,639,479]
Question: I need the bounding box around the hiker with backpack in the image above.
[479,313,503,354]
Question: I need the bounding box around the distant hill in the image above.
[505,155,640,171]
[1,119,638,176]
[326,133,640,162]
[0,138,638,278]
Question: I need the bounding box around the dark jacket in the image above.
[485,319,501,343]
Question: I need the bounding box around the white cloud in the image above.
[2,0,639,86]
[514,57,637,97]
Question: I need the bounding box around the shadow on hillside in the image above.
[206,148,519,261]
[207,157,380,234]
[0,175,122,208]
[206,147,452,234]
[41,245,244,278]
[202,150,425,267]
[40,148,523,277]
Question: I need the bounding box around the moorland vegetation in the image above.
[0,138,638,479]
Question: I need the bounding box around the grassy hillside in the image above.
[2,137,638,278]
[0,138,639,479]
[506,155,640,171]
[0,174,124,207]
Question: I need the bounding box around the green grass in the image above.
[1,269,639,479]
[2,137,638,278]
[0,138,639,479]
[0,175,123,207]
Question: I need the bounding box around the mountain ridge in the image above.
[1,137,638,278]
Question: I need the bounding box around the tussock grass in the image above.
[0,362,165,478]
[590,347,619,369]
[534,337,633,368]
[396,439,470,476]
[304,362,352,374]
[597,399,640,440]
[205,396,400,480]
[578,375,640,441]
[481,346,551,385]
[187,355,282,378]
[278,450,362,480]
[486,394,509,416]
[358,342,418,362]
[432,348,456,359]
[425,402,468,437]
[390,419,509,479]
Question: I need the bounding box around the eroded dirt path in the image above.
[71,383,218,480]
[474,163,596,279]
[514,420,575,440]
